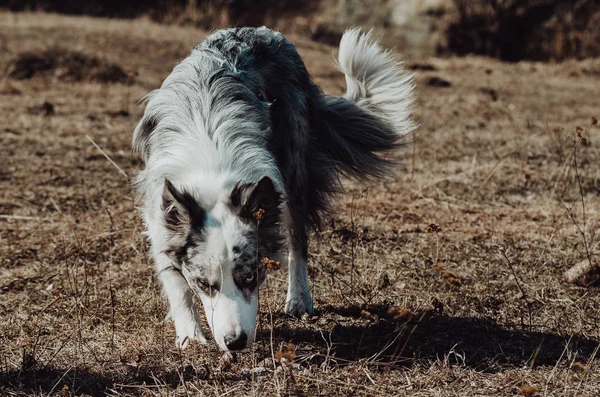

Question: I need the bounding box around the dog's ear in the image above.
[162,180,205,242]
[230,176,280,221]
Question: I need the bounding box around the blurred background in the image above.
[3,0,600,61]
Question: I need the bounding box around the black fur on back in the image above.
[202,27,402,231]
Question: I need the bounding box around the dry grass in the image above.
[1,11,600,397]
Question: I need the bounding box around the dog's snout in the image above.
[224,331,248,351]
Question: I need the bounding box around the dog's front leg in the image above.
[156,259,206,348]
[285,229,314,316]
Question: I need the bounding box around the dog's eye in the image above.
[197,279,209,289]
[245,273,256,284]
[196,278,219,295]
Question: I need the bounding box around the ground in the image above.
[1,11,600,397]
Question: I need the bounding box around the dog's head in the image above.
[161,176,283,350]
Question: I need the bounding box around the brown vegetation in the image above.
[1,11,599,397]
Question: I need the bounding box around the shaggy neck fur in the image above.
[134,46,284,221]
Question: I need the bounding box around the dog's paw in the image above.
[174,322,207,349]
[285,291,314,317]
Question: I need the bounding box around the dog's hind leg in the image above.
[285,218,314,316]
[156,256,207,348]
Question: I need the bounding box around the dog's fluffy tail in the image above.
[312,29,415,182]
[338,28,415,137]
[305,29,415,227]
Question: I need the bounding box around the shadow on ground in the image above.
[0,363,212,397]
[264,305,600,370]
[2,367,116,397]
[3,310,598,396]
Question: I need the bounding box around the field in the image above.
[1,11,600,396]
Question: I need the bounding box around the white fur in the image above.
[188,200,258,349]
[133,51,284,349]
[134,27,415,351]
[284,236,313,315]
[338,28,416,136]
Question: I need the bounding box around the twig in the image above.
[499,248,533,330]
[575,342,600,394]
[85,135,128,179]
[482,150,516,184]
[49,197,63,215]
[572,133,593,266]
[47,366,73,396]
[555,132,594,268]
[350,195,356,288]
[310,255,367,306]
[0,214,42,220]
[544,335,573,394]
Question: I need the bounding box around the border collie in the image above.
[132,27,415,351]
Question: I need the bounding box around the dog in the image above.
[132,27,415,351]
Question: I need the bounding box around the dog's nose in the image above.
[224,331,248,351]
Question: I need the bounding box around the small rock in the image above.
[426,76,451,87]
[219,351,236,371]
[564,260,600,287]
[480,88,498,101]
[242,366,267,377]
[106,109,130,117]
[301,312,315,322]
[407,62,437,71]
[28,101,55,116]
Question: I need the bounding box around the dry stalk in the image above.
[253,208,282,395]
[555,130,594,267]
[574,342,600,394]
[544,335,574,394]
[0,214,42,221]
[499,248,533,330]
[350,195,357,288]
[310,255,367,307]
[555,124,598,285]
[85,135,128,179]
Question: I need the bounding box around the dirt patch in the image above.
[7,47,131,83]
